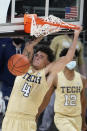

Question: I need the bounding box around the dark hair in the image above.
[34,44,55,62]
[59,48,79,57]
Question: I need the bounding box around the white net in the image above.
[42,15,64,24]
[30,15,61,37]
[29,15,79,37]
[24,14,80,36]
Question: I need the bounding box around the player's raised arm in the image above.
[45,26,82,74]
[23,36,43,62]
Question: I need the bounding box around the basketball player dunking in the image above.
[2,27,82,131]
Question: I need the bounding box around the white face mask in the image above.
[66,61,76,70]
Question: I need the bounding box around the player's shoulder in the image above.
[80,74,86,84]
[81,75,86,80]
[52,35,66,41]
[75,71,86,80]
[75,71,87,87]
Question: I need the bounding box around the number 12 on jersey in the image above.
[64,94,77,106]
[21,82,32,97]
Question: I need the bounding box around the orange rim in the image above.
[24,14,80,33]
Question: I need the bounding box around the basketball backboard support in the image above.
[0,0,11,24]
[0,0,84,35]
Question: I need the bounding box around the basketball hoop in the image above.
[24,14,80,37]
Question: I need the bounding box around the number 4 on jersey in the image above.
[21,82,32,97]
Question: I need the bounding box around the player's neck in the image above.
[31,66,40,73]
[63,67,75,81]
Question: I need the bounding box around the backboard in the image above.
[0,0,84,36]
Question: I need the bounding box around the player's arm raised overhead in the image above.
[81,76,87,131]
[23,36,43,62]
[45,26,82,74]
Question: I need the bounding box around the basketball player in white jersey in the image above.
[38,48,87,131]
[2,27,82,131]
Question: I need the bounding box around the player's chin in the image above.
[34,65,41,70]
[32,63,40,69]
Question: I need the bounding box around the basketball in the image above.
[8,54,30,76]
